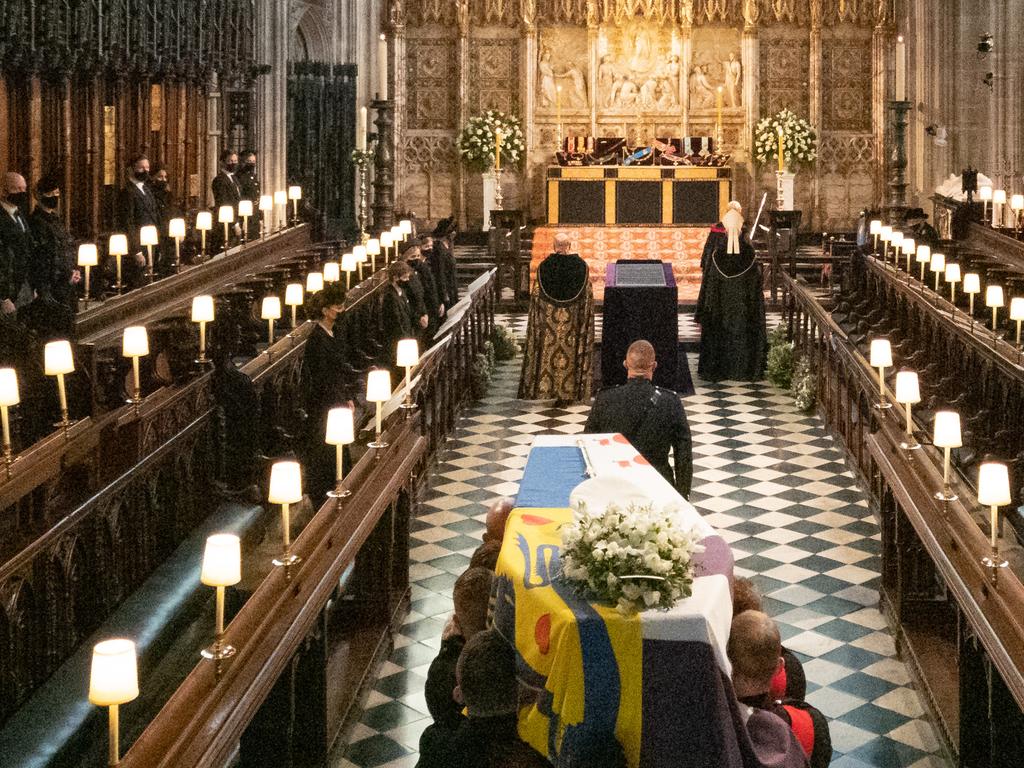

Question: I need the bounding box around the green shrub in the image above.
[491,324,518,361]
[766,325,795,389]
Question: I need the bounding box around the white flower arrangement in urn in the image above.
[456,111,526,174]
[559,501,704,615]
[754,108,818,171]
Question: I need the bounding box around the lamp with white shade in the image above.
[218,205,235,253]
[288,185,302,224]
[894,370,921,450]
[932,411,961,501]
[869,338,893,410]
[986,284,1004,332]
[1012,194,1024,235]
[366,369,392,450]
[109,234,129,294]
[1011,297,1024,349]
[306,272,324,294]
[77,244,98,307]
[168,218,186,272]
[963,273,981,328]
[869,219,881,252]
[269,460,303,569]
[390,225,403,246]
[366,238,381,274]
[915,244,931,283]
[89,638,139,768]
[238,199,253,243]
[261,296,281,350]
[978,460,1012,581]
[399,219,412,239]
[979,185,992,224]
[379,231,394,270]
[323,261,341,284]
[944,263,961,306]
[45,340,74,432]
[879,225,892,262]
[341,252,356,290]
[274,190,287,231]
[397,338,420,412]
[122,326,149,407]
[196,210,213,258]
[900,237,915,273]
[994,189,1007,227]
[259,195,273,238]
[354,244,368,280]
[191,295,215,364]
[140,225,159,282]
[889,232,904,264]
[0,367,19,473]
[325,407,355,500]
[285,284,304,329]
[200,533,241,665]
[929,252,945,293]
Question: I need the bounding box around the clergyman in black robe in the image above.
[694,212,767,382]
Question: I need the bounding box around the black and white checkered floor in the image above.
[330,314,950,768]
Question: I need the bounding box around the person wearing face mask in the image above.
[27,176,81,308]
[211,149,242,251]
[237,150,261,240]
[381,261,415,371]
[0,172,34,315]
[117,155,160,286]
[149,163,176,231]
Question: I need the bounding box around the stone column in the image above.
[391,6,407,213]
[680,21,692,138]
[455,4,470,229]
[256,0,289,207]
[523,17,539,222]
[588,24,599,136]
[871,22,889,208]
[741,6,759,207]
[206,71,222,208]
[808,0,822,227]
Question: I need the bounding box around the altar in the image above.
[495,434,741,768]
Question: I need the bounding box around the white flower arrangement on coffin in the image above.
[559,500,705,616]
[456,111,526,173]
[753,108,818,170]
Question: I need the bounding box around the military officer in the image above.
[583,339,693,497]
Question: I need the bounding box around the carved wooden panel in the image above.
[405,39,459,130]
[758,27,809,118]
[470,37,522,115]
[821,29,872,132]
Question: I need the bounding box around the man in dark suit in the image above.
[0,172,34,314]
[211,150,242,252]
[27,176,79,306]
[404,240,442,344]
[430,218,459,309]
[238,149,261,240]
[584,339,693,497]
[117,155,160,284]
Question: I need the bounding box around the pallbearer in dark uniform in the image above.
[519,232,594,405]
[584,340,692,498]
[695,203,767,382]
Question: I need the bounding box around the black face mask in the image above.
[133,170,149,182]
[151,180,168,192]
[39,195,59,210]
[225,162,238,173]
[240,162,255,174]
[7,191,28,210]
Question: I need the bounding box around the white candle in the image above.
[357,107,368,152]
[378,35,388,101]
[895,35,906,101]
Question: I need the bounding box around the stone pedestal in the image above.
[776,170,796,211]
[482,170,499,231]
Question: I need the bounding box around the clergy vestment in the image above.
[694,235,767,382]
[518,252,594,402]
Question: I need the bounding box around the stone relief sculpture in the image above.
[723,52,742,107]
[537,31,590,110]
[688,28,743,110]
[539,46,558,107]
[594,24,682,113]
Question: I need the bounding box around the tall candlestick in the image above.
[777,125,785,173]
[715,87,723,139]
[378,34,388,100]
[357,107,368,151]
[895,34,906,101]
[556,85,563,148]
[495,129,503,172]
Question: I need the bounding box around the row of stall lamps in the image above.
[868,219,1024,344]
[74,187,304,294]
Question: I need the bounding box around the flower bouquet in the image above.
[753,108,818,170]
[456,111,526,173]
[559,501,704,615]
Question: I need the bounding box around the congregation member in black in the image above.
[0,172,33,314]
[27,176,80,309]
[404,240,442,343]
[584,340,692,498]
[237,150,262,239]
[117,155,159,286]
[429,218,459,311]
[381,261,416,369]
[398,248,430,342]
[519,232,594,406]
[299,283,359,502]
[694,203,767,382]
[211,149,242,251]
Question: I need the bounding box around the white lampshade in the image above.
[306,272,324,293]
[994,189,1007,205]
[268,460,302,504]
[945,263,961,283]
[901,237,916,256]
[89,639,139,707]
[218,205,235,224]
[325,407,355,445]
[890,231,904,248]
[869,338,892,368]
[77,244,98,267]
[396,338,420,368]
[1012,194,1024,212]
[323,262,341,283]
[986,285,1004,308]
[963,273,981,294]
[285,283,304,306]
[929,252,945,273]
[353,245,368,263]
[108,234,129,256]
[366,369,392,402]
[0,368,20,407]
[894,371,920,405]
[915,244,931,264]
[274,190,288,205]
[341,253,357,273]
[44,340,74,375]
[238,199,253,218]
[979,185,993,202]
[200,533,241,587]
[400,219,413,236]
[169,217,187,239]
[978,462,1012,507]
[191,295,215,323]
[869,219,882,235]
[196,211,213,231]
[366,239,381,256]
[261,296,282,320]
[880,225,893,242]
[140,225,159,247]
[933,411,962,448]
[380,231,394,248]
[122,326,149,358]
[288,185,302,201]
[390,225,402,241]
[259,194,274,212]
[1010,297,1024,321]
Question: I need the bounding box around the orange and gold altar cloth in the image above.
[530,225,710,302]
